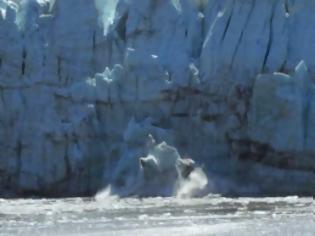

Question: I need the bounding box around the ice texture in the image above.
[1,0,315,197]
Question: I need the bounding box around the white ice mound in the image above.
[105,134,208,197]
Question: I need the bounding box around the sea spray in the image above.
[95,186,113,200]
[175,167,208,198]
[96,129,209,198]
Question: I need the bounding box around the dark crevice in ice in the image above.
[262,2,276,72]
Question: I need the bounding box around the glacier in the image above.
[1,0,315,197]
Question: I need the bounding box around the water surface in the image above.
[0,196,314,235]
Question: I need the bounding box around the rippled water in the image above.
[0,196,314,235]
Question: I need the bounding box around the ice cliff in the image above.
[1,0,315,197]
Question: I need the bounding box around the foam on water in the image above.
[0,196,314,236]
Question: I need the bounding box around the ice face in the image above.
[1,0,315,197]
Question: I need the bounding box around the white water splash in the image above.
[95,185,112,199]
[175,168,208,198]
